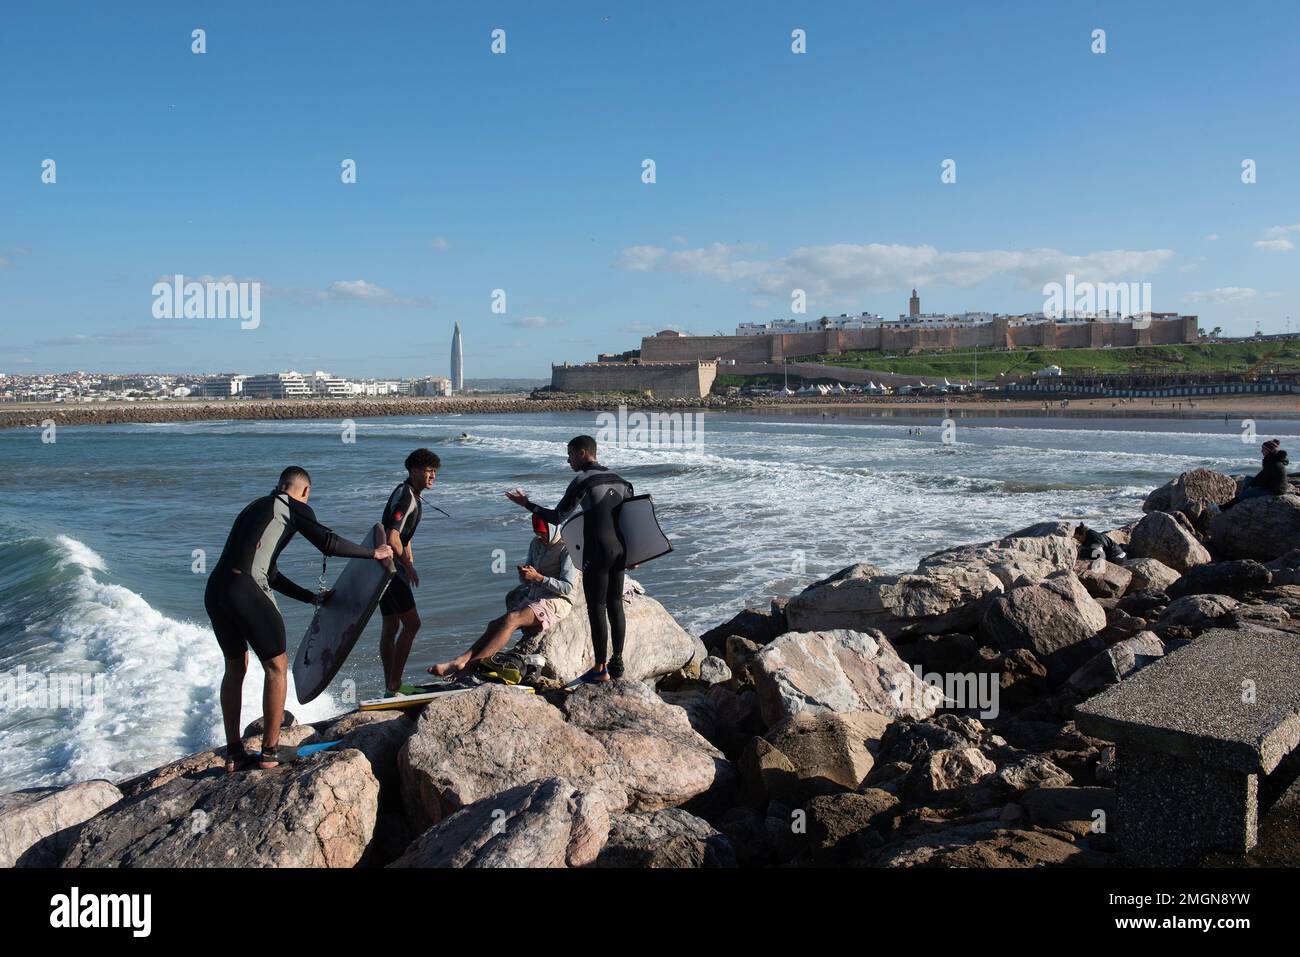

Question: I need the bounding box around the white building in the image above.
[243,372,311,398]
[199,374,248,397]
[309,371,350,397]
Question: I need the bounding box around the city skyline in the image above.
[3,1,1298,376]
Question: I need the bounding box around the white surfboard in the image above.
[560,494,672,567]
[293,524,395,704]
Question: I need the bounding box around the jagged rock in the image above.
[699,656,732,685]
[1170,468,1240,528]
[918,524,1079,589]
[764,710,891,794]
[592,808,737,868]
[390,777,610,868]
[699,605,787,655]
[562,681,734,812]
[862,760,912,795]
[116,723,318,799]
[785,564,1003,639]
[867,820,1108,867]
[1265,549,1300,586]
[63,748,379,867]
[303,710,415,793]
[1124,558,1181,594]
[751,629,937,726]
[1116,590,1169,619]
[1019,786,1115,840]
[0,781,122,867]
[513,590,696,683]
[996,647,1051,709]
[877,715,986,766]
[717,805,774,867]
[978,573,1108,678]
[1167,560,1272,599]
[1067,631,1165,694]
[739,737,800,807]
[1229,603,1293,630]
[994,755,1075,793]
[1156,594,1239,631]
[242,711,297,737]
[1077,561,1132,600]
[1208,494,1300,561]
[398,685,624,830]
[1127,511,1212,573]
[724,635,764,687]
[800,789,899,864]
[903,747,996,804]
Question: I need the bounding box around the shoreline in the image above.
[3,392,1299,431]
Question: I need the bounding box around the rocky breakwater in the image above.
[5,466,1299,867]
[0,393,759,431]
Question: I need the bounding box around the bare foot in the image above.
[427,659,464,677]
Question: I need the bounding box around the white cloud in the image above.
[618,241,1175,304]
[1253,238,1294,252]
[1184,287,1258,304]
[1203,234,1219,241]
[430,237,451,251]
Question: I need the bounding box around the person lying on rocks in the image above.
[1073,523,1126,566]
[427,514,578,678]
[1221,440,1292,511]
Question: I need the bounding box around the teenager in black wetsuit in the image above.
[206,466,392,771]
[378,448,440,696]
[506,435,632,683]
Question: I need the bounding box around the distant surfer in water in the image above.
[427,514,577,678]
[206,466,392,772]
[506,435,633,683]
[378,449,440,696]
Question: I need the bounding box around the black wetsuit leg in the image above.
[204,569,288,661]
[606,560,626,673]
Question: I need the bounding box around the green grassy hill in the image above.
[793,338,1300,379]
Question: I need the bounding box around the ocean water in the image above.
[0,409,1294,792]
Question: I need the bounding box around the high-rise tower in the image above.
[450,322,464,392]
[909,288,920,318]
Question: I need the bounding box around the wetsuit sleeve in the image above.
[290,501,374,559]
[541,549,578,598]
[527,475,583,525]
[269,570,317,604]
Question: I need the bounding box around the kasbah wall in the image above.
[551,360,717,399]
[637,315,1198,363]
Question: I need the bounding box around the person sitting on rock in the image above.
[1073,523,1126,565]
[427,514,578,678]
[1222,440,1291,510]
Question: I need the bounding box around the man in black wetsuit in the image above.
[206,466,392,771]
[506,435,632,683]
[378,448,440,695]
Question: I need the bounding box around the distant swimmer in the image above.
[206,466,392,772]
[507,434,633,683]
[459,432,470,439]
[378,449,440,696]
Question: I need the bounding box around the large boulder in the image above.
[1127,512,1212,573]
[63,749,379,867]
[764,710,891,793]
[0,781,122,867]
[1265,550,1300,587]
[1168,468,1239,526]
[751,629,938,726]
[1077,561,1132,600]
[902,747,996,803]
[1208,495,1300,561]
[800,790,900,864]
[1067,631,1165,694]
[116,723,317,799]
[978,573,1108,678]
[1156,594,1238,631]
[1166,560,1272,599]
[785,565,1003,639]
[592,808,737,867]
[698,604,788,655]
[303,710,415,794]
[398,686,624,830]
[390,777,610,868]
[513,590,696,683]
[918,524,1079,588]
[1123,558,1180,594]
[561,681,734,812]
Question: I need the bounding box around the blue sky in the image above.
[2,0,1298,378]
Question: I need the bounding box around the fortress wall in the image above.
[551,362,716,399]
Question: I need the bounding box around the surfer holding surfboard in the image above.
[377,449,441,696]
[206,466,393,772]
[506,435,633,683]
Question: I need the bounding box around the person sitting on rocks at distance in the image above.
[427,514,578,679]
[1221,440,1292,510]
[1073,522,1126,567]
